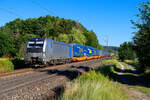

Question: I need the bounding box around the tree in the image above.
[118,42,136,61]
[132,1,150,72]
[0,32,15,57]
[84,31,99,48]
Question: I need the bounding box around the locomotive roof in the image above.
[29,38,44,41]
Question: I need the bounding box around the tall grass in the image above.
[61,69,129,100]
[0,58,14,73]
[101,59,121,68]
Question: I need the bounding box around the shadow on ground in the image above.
[98,64,150,88]
[12,59,29,69]
[38,65,94,99]
[40,65,93,80]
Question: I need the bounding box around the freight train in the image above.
[24,38,113,67]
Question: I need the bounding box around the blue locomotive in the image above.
[24,38,112,66]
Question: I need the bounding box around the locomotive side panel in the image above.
[51,41,71,59]
[44,39,53,63]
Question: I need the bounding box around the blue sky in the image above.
[0,0,148,46]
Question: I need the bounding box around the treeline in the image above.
[118,42,136,61]
[103,46,118,54]
[118,1,150,72]
[0,15,103,58]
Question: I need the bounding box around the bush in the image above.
[118,42,136,61]
[0,58,14,72]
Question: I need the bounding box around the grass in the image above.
[101,59,132,71]
[134,69,150,97]
[124,60,139,69]
[0,58,14,73]
[102,60,150,97]
[60,59,131,100]
[101,59,121,70]
[121,62,132,70]
[101,59,150,98]
[122,60,150,97]
[101,59,131,75]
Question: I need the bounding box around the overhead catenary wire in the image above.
[99,33,109,53]
[30,0,57,38]
[100,34,109,46]
[31,0,56,16]
[0,7,23,18]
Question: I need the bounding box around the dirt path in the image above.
[118,62,150,100]
[118,62,125,73]
[129,88,150,100]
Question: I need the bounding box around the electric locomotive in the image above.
[24,38,72,66]
[25,38,112,67]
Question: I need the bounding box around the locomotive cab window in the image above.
[26,38,44,53]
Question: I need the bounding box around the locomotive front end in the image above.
[24,38,46,66]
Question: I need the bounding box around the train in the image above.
[24,38,114,67]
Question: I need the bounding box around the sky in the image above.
[0,0,148,46]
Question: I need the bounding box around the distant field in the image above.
[0,58,14,73]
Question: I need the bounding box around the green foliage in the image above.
[0,31,15,56]
[61,68,129,100]
[118,42,137,61]
[69,28,87,45]
[57,34,70,43]
[132,1,150,72]
[0,58,14,72]
[0,15,102,58]
[84,30,99,48]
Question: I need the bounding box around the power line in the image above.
[31,0,56,16]
[100,34,108,45]
[0,7,23,18]
[99,33,109,53]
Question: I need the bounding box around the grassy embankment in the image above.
[0,58,14,73]
[123,60,150,97]
[124,60,139,70]
[60,59,132,100]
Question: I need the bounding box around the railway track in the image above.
[0,59,95,78]
[0,58,105,100]
[0,57,104,79]
[0,68,33,78]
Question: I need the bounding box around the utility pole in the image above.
[106,35,109,55]
[100,34,109,55]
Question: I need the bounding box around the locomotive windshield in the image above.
[27,38,44,53]
[28,41,44,48]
